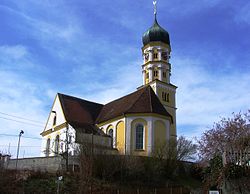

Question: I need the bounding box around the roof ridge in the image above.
[103,87,146,106]
[126,86,149,113]
[58,93,103,106]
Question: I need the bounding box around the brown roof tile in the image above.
[58,93,103,128]
[96,85,172,123]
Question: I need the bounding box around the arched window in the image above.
[108,129,113,148]
[136,124,144,150]
[154,70,158,77]
[46,138,50,156]
[54,135,60,154]
[153,53,158,59]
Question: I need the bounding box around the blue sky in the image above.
[0,0,249,157]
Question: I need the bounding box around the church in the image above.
[40,5,177,157]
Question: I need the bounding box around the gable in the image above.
[43,94,66,132]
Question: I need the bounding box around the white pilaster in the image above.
[148,67,153,82]
[147,118,154,156]
[142,70,146,85]
[125,117,132,155]
[149,50,153,61]
[158,67,163,81]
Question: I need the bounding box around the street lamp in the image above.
[15,130,24,170]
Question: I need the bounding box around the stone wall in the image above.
[5,156,64,173]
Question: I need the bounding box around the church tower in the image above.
[141,2,177,138]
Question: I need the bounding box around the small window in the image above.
[136,124,144,150]
[162,92,170,102]
[162,52,168,60]
[154,70,158,77]
[163,71,166,78]
[53,115,56,126]
[146,72,149,79]
[153,53,158,59]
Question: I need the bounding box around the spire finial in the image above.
[153,0,157,17]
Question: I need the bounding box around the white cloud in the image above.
[0,45,28,59]
[234,2,250,25]
[172,56,250,138]
[0,44,53,157]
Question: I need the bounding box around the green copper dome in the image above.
[142,17,170,46]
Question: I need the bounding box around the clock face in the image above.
[145,53,149,61]
[162,52,168,60]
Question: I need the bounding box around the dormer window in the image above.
[153,53,158,59]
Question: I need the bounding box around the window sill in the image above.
[134,149,145,152]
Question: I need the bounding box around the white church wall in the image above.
[40,125,77,157]
[44,94,66,131]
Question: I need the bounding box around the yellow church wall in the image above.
[131,118,148,156]
[166,108,177,139]
[156,87,176,108]
[155,87,176,139]
[96,117,126,151]
[116,121,125,154]
[154,120,167,147]
[145,69,149,84]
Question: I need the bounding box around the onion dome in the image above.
[142,17,170,46]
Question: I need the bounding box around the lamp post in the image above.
[15,130,24,170]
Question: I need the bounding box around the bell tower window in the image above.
[162,92,170,102]
[163,71,166,78]
[153,53,158,59]
[153,70,158,77]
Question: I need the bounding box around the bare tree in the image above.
[153,136,197,161]
[198,110,250,164]
[198,110,250,192]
